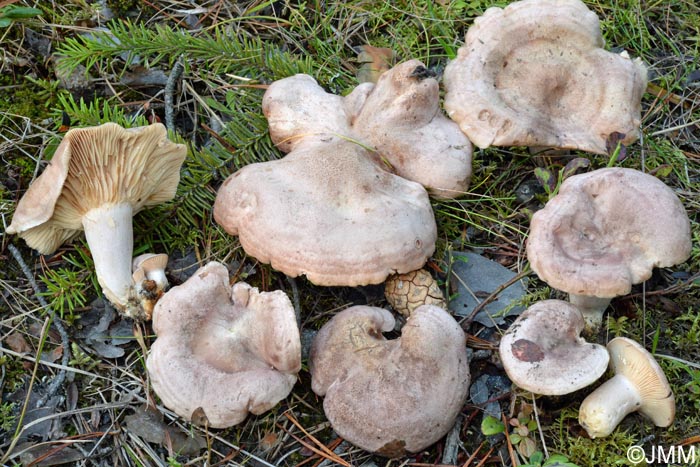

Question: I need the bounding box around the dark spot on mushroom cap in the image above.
[376,439,407,457]
[511,338,545,362]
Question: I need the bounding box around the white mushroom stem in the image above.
[578,373,642,438]
[569,294,612,333]
[82,203,137,314]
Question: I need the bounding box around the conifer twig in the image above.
[8,244,71,406]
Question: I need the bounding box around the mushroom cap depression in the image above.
[309,305,470,456]
[213,137,437,286]
[146,261,301,428]
[443,0,647,154]
[526,168,692,299]
[263,62,472,197]
[7,123,186,254]
[499,300,609,395]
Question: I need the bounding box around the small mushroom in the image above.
[526,168,692,332]
[443,0,647,154]
[309,305,470,456]
[132,253,169,320]
[384,269,446,317]
[146,261,301,428]
[579,337,675,438]
[6,123,186,319]
[499,300,609,395]
[214,137,437,286]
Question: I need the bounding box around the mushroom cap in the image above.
[526,168,692,298]
[6,123,187,254]
[262,63,472,198]
[146,261,301,428]
[443,0,647,154]
[349,59,473,197]
[309,305,470,456]
[607,337,675,427]
[132,253,169,285]
[263,74,352,154]
[213,137,437,286]
[499,300,609,395]
[384,269,446,317]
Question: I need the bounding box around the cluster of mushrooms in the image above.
[6,0,693,458]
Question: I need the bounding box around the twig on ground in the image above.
[442,414,463,465]
[165,56,185,133]
[8,244,71,407]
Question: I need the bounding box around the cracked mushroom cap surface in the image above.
[213,137,437,286]
[499,300,609,395]
[443,0,647,154]
[309,305,470,456]
[6,123,186,254]
[146,261,301,428]
[526,168,692,298]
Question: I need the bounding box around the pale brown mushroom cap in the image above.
[6,123,187,254]
[443,0,647,154]
[309,305,470,456]
[526,168,692,298]
[146,261,301,428]
[499,300,609,395]
[213,137,437,286]
[384,269,446,317]
[261,63,472,198]
[607,337,675,426]
[263,74,352,154]
[350,59,473,197]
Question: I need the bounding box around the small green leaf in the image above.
[561,157,590,180]
[1,6,42,19]
[529,451,545,465]
[0,17,11,27]
[480,415,505,435]
[534,167,556,194]
[510,433,522,444]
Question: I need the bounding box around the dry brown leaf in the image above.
[356,45,395,83]
[4,332,31,353]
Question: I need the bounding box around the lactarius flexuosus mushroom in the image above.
[146,261,301,428]
[579,337,675,438]
[214,137,436,286]
[7,123,186,319]
[309,305,469,456]
[499,300,609,395]
[443,0,647,154]
[262,59,472,198]
[526,168,691,333]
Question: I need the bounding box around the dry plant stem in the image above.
[568,294,611,333]
[165,56,185,133]
[458,268,531,329]
[7,243,70,406]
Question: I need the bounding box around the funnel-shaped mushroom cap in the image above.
[310,305,470,456]
[443,0,647,154]
[262,64,472,198]
[146,262,301,428]
[350,59,473,198]
[7,123,186,254]
[499,300,609,395]
[527,168,691,299]
[214,137,436,286]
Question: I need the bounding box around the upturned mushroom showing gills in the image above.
[146,261,301,429]
[214,137,437,287]
[526,168,692,333]
[499,300,609,395]
[579,337,675,438]
[6,123,186,319]
[262,59,472,198]
[309,305,470,457]
[443,0,647,154]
